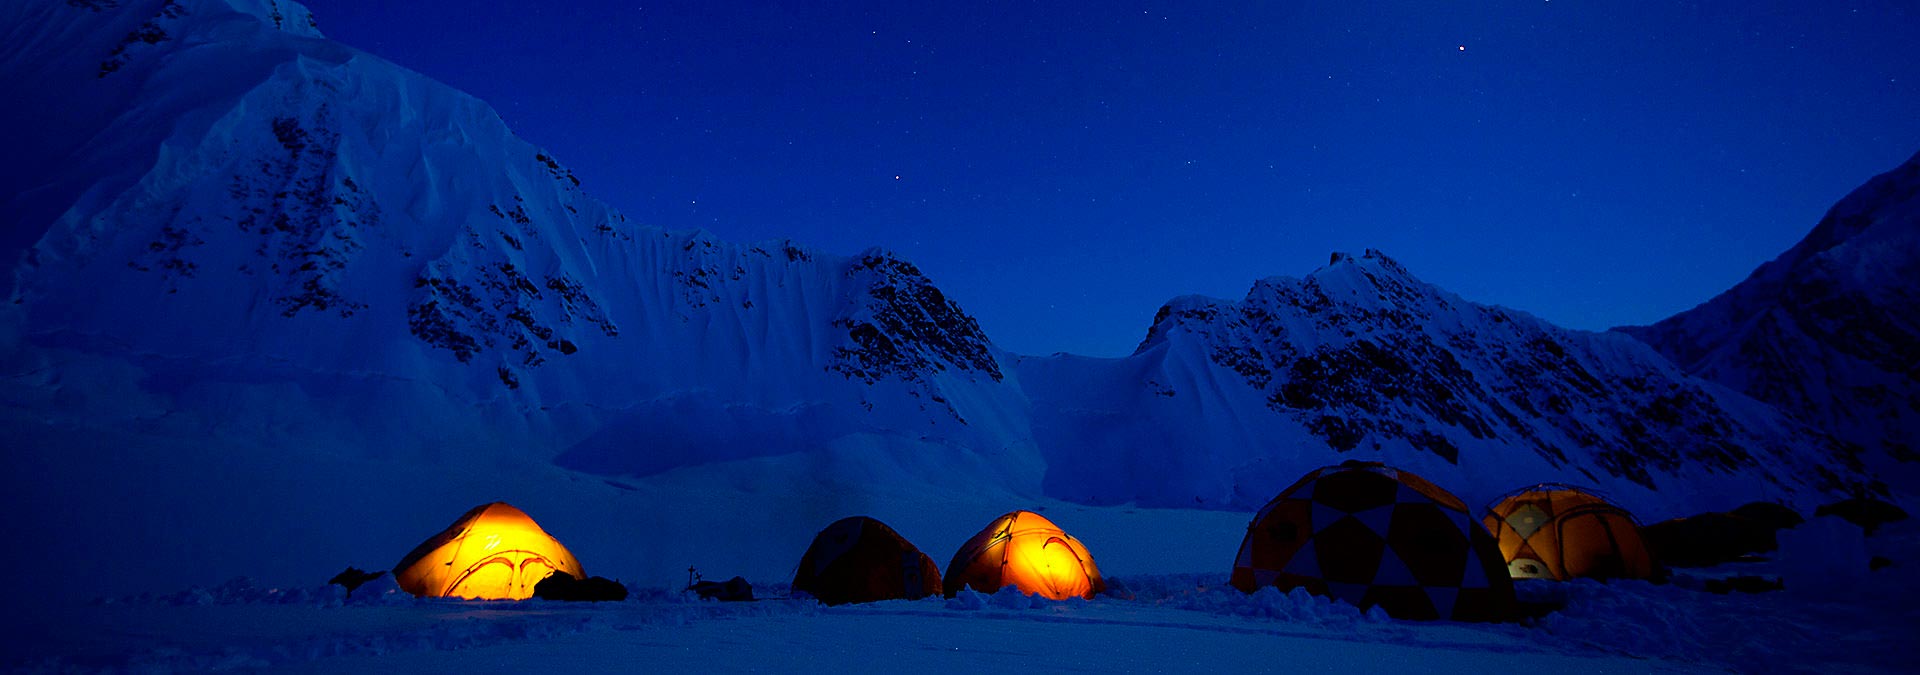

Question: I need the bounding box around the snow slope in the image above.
[0,405,1248,609]
[5,590,1705,674]
[12,525,1920,675]
[1021,250,1868,517]
[1,0,1036,493]
[1621,150,1920,490]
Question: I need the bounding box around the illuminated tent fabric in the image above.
[1483,484,1656,581]
[393,502,584,600]
[1230,461,1515,621]
[944,510,1105,600]
[793,516,941,605]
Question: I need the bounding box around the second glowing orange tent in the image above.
[944,510,1105,600]
[392,502,584,600]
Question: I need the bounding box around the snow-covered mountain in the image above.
[1,0,1036,490]
[1620,151,1920,488]
[0,0,1878,533]
[1019,251,1869,515]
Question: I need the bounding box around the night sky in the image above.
[302,1,1920,357]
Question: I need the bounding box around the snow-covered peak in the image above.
[1640,149,1920,346]
[1622,150,1920,485]
[1144,248,1473,354]
[0,0,351,289]
[0,0,1032,487]
[1320,247,1414,277]
[1034,250,1868,516]
[211,0,323,37]
[1759,149,1920,275]
[50,0,322,37]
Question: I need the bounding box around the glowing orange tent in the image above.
[944,510,1104,600]
[1483,484,1655,581]
[393,502,584,600]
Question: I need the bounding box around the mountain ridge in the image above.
[0,0,1891,522]
[1022,249,1866,515]
[1,0,1034,494]
[1620,149,1920,482]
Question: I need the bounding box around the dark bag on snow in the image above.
[328,567,387,594]
[535,572,630,602]
[689,576,754,602]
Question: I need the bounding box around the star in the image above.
[1457,45,1467,51]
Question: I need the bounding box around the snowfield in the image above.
[3,405,1913,673]
[5,402,1912,673]
[9,552,1918,673]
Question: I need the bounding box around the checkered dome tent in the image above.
[1230,461,1515,621]
[1484,484,1656,581]
[792,516,942,605]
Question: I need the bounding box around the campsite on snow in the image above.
[3,1,1918,672]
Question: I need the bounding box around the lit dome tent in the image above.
[1483,484,1655,581]
[393,502,584,600]
[945,510,1104,600]
[1230,461,1515,621]
[793,516,942,605]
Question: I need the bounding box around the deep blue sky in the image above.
[303,1,1920,356]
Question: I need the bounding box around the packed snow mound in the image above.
[1621,150,1920,489]
[1,0,1033,489]
[1020,249,1868,517]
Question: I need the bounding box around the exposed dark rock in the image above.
[408,263,609,369]
[1642,512,1781,567]
[98,1,183,77]
[1729,501,1806,531]
[830,252,1001,385]
[1814,498,1909,536]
